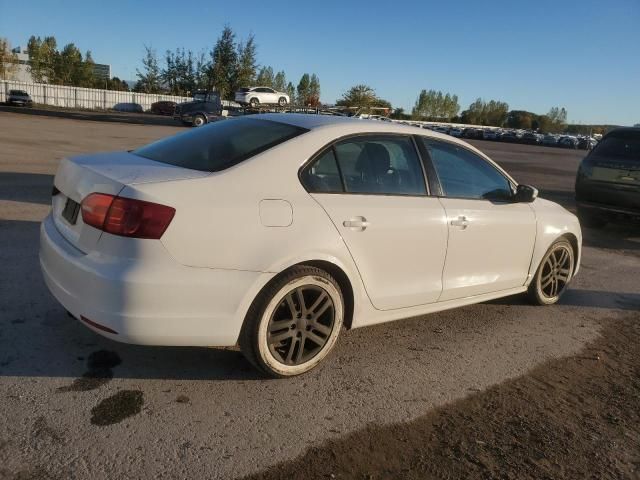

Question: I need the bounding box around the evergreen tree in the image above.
[297,73,311,105]
[256,66,274,87]
[234,34,257,91]
[209,25,237,98]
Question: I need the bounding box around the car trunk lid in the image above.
[51,151,209,252]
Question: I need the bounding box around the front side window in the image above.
[422,139,513,200]
[134,117,307,172]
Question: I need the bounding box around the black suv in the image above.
[173,90,223,127]
[575,127,640,227]
[6,90,33,107]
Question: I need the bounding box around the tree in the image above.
[507,110,535,129]
[286,81,296,104]
[0,38,18,80]
[209,25,238,98]
[256,66,274,87]
[55,43,83,86]
[297,73,311,104]
[460,98,509,126]
[336,84,391,113]
[234,34,257,91]
[106,77,129,91]
[194,50,210,90]
[273,70,287,92]
[135,45,161,93]
[547,107,568,133]
[308,74,321,106]
[27,35,57,82]
[412,89,460,121]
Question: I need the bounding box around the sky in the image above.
[1,0,639,125]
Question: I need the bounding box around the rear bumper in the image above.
[576,179,640,216]
[39,214,272,346]
[576,200,640,219]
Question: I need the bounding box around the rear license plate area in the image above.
[62,198,80,225]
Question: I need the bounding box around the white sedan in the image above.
[40,114,581,377]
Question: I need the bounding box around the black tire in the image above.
[239,265,344,378]
[527,238,575,305]
[278,97,287,107]
[577,207,606,229]
[249,97,259,108]
[192,114,206,127]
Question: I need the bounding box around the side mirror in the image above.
[514,184,538,203]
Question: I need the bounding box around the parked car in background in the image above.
[483,129,500,140]
[150,101,177,116]
[433,126,450,135]
[575,127,640,227]
[542,134,559,146]
[449,127,464,138]
[235,87,290,108]
[40,114,581,377]
[6,90,33,107]
[522,132,542,145]
[558,136,579,149]
[578,136,598,150]
[173,90,223,127]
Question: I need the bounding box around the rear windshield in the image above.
[593,132,640,161]
[10,90,27,95]
[133,117,308,172]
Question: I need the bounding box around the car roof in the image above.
[253,113,514,180]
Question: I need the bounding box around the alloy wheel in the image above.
[266,285,335,366]
[539,244,572,299]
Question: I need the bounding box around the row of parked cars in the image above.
[396,122,599,150]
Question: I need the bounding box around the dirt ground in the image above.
[0,110,639,479]
[243,314,640,479]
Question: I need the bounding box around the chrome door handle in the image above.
[343,216,369,230]
[450,216,469,229]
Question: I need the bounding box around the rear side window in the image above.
[133,118,307,172]
[592,133,640,161]
[300,149,343,193]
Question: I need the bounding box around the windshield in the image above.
[133,117,308,172]
[593,132,640,161]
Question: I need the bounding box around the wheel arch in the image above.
[239,258,356,332]
[560,232,580,273]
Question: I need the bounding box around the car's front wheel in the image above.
[192,114,206,127]
[240,266,344,377]
[528,238,575,305]
[278,97,287,107]
[249,98,259,108]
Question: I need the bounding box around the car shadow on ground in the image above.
[489,288,640,311]
[0,172,54,205]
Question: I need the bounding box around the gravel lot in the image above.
[0,111,638,479]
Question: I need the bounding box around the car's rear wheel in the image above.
[249,98,259,108]
[278,97,287,107]
[528,238,574,305]
[193,114,206,127]
[240,266,344,378]
[577,207,606,229]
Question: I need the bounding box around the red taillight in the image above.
[81,193,175,239]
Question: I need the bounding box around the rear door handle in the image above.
[450,216,469,229]
[343,216,369,230]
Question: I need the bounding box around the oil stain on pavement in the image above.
[90,390,144,426]
[57,350,121,392]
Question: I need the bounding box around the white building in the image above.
[9,46,111,82]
